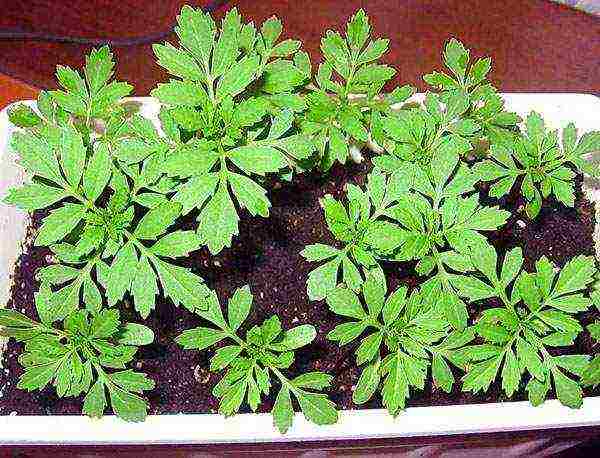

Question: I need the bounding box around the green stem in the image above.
[270,366,297,393]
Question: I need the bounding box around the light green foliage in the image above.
[422,38,520,145]
[379,149,509,329]
[326,273,474,416]
[300,167,412,300]
[0,307,155,422]
[303,151,510,329]
[475,113,600,218]
[372,92,474,171]
[152,6,314,254]
[302,9,414,169]
[175,286,337,433]
[4,48,212,321]
[460,245,595,408]
[8,46,133,142]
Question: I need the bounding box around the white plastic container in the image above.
[0,94,599,445]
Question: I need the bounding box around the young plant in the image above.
[8,46,133,142]
[381,150,510,329]
[372,91,475,171]
[0,305,155,421]
[475,112,600,218]
[326,272,474,416]
[302,9,414,169]
[301,167,411,301]
[423,38,520,145]
[457,242,595,408]
[176,286,337,434]
[152,6,314,254]
[4,50,212,320]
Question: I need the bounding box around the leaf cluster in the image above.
[151,6,314,254]
[304,149,510,331]
[176,286,337,433]
[302,9,413,169]
[326,273,474,416]
[475,112,600,218]
[457,243,596,409]
[0,306,154,421]
[422,38,521,145]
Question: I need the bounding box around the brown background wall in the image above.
[0,0,597,104]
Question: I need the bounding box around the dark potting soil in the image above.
[0,154,599,417]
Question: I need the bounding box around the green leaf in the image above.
[261,60,307,94]
[501,348,520,397]
[363,273,385,317]
[83,380,107,418]
[228,286,253,332]
[210,345,243,371]
[152,43,204,81]
[8,104,41,127]
[228,145,288,176]
[272,386,293,434]
[18,363,58,391]
[353,362,380,404]
[381,352,408,416]
[198,184,239,255]
[292,372,333,390]
[105,243,138,306]
[91,309,120,338]
[60,127,86,187]
[300,244,340,262]
[339,110,368,142]
[553,369,582,409]
[444,38,469,79]
[356,332,382,365]
[500,247,523,286]
[108,384,149,422]
[4,182,67,211]
[216,54,259,99]
[110,370,154,393]
[432,355,454,393]
[35,203,87,246]
[0,309,37,329]
[212,9,242,77]
[173,173,219,215]
[84,46,114,94]
[151,80,206,106]
[153,258,210,312]
[84,143,112,201]
[552,255,596,297]
[274,325,316,350]
[134,202,182,240]
[176,327,226,350]
[582,355,600,387]
[113,138,155,164]
[118,323,155,346]
[175,5,215,67]
[295,391,338,426]
[383,287,406,325]
[326,287,365,319]
[307,258,341,301]
[131,256,158,319]
[11,132,62,183]
[151,231,203,258]
[228,172,270,218]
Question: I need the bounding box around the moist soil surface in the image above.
[0,154,599,416]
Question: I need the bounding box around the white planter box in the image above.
[0,94,599,446]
